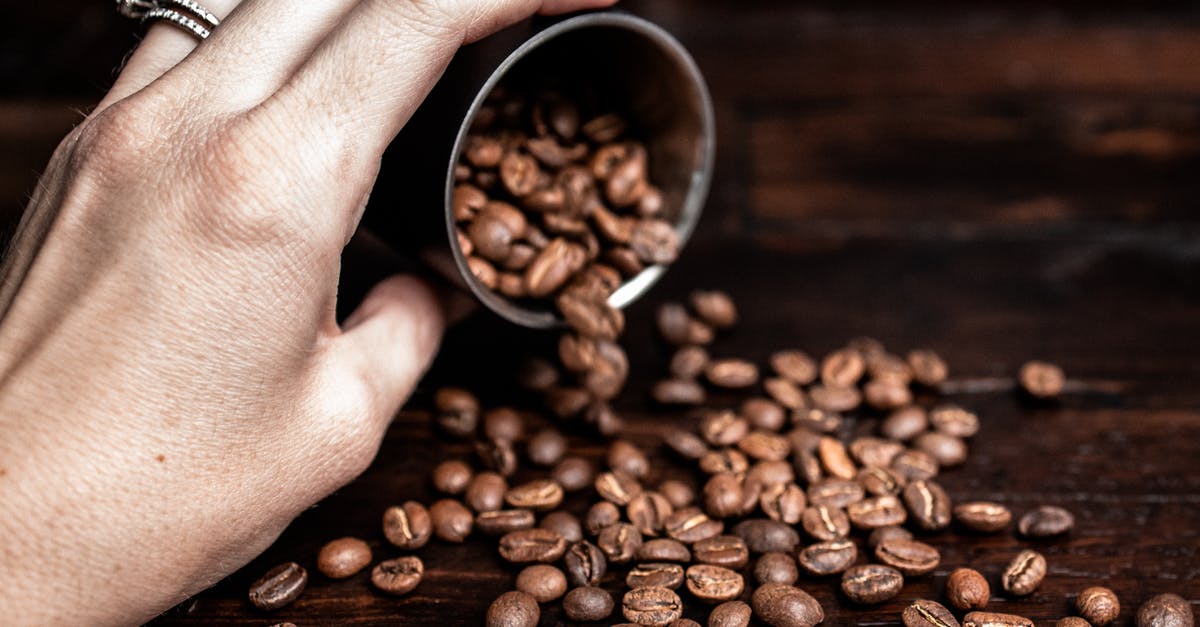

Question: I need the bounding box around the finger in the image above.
[332,274,444,430]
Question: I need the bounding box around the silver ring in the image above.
[116,0,221,41]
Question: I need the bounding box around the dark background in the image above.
[1,1,1198,625]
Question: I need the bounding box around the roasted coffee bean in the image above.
[628,492,674,537]
[709,600,753,627]
[857,466,907,497]
[1001,549,1046,596]
[564,540,607,586]
[664,507,725,544]
[962,612,1034,627]
[903,479,952,531]
[663,428,709,460]
[657,303,693,345]
[703,473,744,519]
[743,397,787,431]
[316,537,371,579]
[623,586,683,626]
[638,538,692,562]
[653,378,708,405]
[930,404,980,438]
[907,349,949,386]
[469,201,526,261]
[818,436,857,480]
[760,482,806,524]
[658,480,696,509]
[876,538,940,576]
[699,448,750,475]
[248,562,307,610]
[584,340,629,400]
[499,150,540,197]
[1077,586,1120,626]
[483,407,524,442]
[499,528,568,563]
[609,439,650,478]
[564,586,614,621]
[954,501,1012,533]
[850,437,905,469]
[465,472,508,513]
[606,153,648,208]
[764,377,808,410]
[452,184,487,221]
[903,599,960,627]
[477,509,537,536]
[864,378,913,410]
[801,504,851,541]
[557,290,624,341]
[733,518,800,553]
[848,495,908,529]
[1136,592,1193,627]
[752,582,825,627]
[505,479,563,511]
[486,590,539,627]
[738,476,765,517]
[797,539,857,576]
[539,511,583,543]
[522,237,578,297]
[693,535,750,569]
[626,563,685,590]
[586,500,621,535]
[587,400,626,437]
[821,348,865,387]
[881,405,929,441]
[689,290,737,328]
[867,352,913,384]
[670,345,711,379]
[867,525,913,549]
[435,387,480,438]
[748,460,795,488]
[771,350,818,385]
[793,407,842,434]
[598,522,643,564]
[1019,360,1065,398]
[515,564,567,603]
[738,430,791,461]
[841,564,904,604]
[476,437,518,477]
[1018,505,1075,537]
[553,456,595,492]
[596,471,643,506]
[1057,618,1092,627]
[685,564,744,603]
[754,551,799,585]
[808,384,862,412]
[700,410,750,447]
[432,460,473,495]
[465,135,504,167]
[807,478,865,508]
[947,568,990,611]
[892,449,940,481]
[527,429,567,466]
[914,432,968,467]
[629,219,680,265]
[370,556,423,596]
[383,501,432,550]
[468,256,499,289]
[430,499,474,542]
[545,386,590,418]
[705,358,760,388]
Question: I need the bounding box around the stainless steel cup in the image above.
[364,11,714,328]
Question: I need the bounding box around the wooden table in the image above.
[3,2,1198,625]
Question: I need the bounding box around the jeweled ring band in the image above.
[116,0,221,41]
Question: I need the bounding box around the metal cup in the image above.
[364,11,714,328]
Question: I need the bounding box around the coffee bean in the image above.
[1019,360,1065,398]
[483,407,524,442]
[638,538,692,562]
[626,562,685,589]
[732,518,800,553]
[606,153,648,208]
[629,219,680,265]
[770,350,818,385]
[1056,618,1092,627]
[930,404,980,438]
[689,290,737,328]
[545,386,590,418]
[368,556,423,597]
[903,479,952,531]
[685,564,744,603]
[818,436,857,480]
[821,348,865,387]
[622,586,683,626]
[248,562,306,610]
[477,509,536,536]
[465,135,504,167]
[564,540,607,586]
[540,511,583,543]
[514,564,567,603]
[850,437,905,468]
[1136,593,1193,627]
[544,458,591,494]
[867,525,913,549]
[754,551,799,585]
[760,482,806,524]
[653,378,708,405]
[704,472,744,519]
[628,491,674,537]
[658,480,696,509]
[797,539,857,576]
[467,256,498,289]
[764,377,808,410]
[1001,549,1046,596]
[907,349,949,386]
[946,568,990,611]
[752,582,825,627]
[793,407,842,434]
[383,501,432,550]
[435,387,480,438]
[709,600,753,627]
[807,478,865,508]
[693,535,750,569]
[742,397,787,431]
[867,352,913,384]
[705,358,759,388]
[596,470,643,506]
[841,564,904,604]
[663,429,708,461]
[801,504,851,541]
[656,303,693,345]
[914,432,968,467]
[609,439,650,478]
[503,479,563,512]
[881,405,929,441]
[875,538,940,576]
[316,537,371,579]
[669,345,711,379]
[557,289,624,341]
[563,586,614,621]
[903,599,960,627]
[891,449,940,481]
[808,384,862,412]
[452,184,487,221]
[598,522,643,564]
[432,460,473,495]
[1077,586,1120,626]
[586,501,622,535]
[857,466,907,497]
[465,472,508,513]
[962,612,1034,627]
[848,495,908,529]
[699,449,750,476]
[499,528,567,564]
[430,499,473,542]
[469,201,526,262]
[954,501,1012,533]
[476,437,518,477]
[486,590,539,627]
[738,431,791,461]
[864,378,913,410]
[747,460,796,489]
[1018,505,1075,538]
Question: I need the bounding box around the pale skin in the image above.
[0,0,614,623]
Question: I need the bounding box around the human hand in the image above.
[0,0,613,623]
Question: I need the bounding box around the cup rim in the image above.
[445,11,716,329]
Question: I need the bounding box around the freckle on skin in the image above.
[156,455,165,463]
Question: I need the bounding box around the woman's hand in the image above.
[0,0,612,623]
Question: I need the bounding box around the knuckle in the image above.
[68,99,166,185]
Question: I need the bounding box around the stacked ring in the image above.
[116,0,220,40]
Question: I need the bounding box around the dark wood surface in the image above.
[2,2,1199,625]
